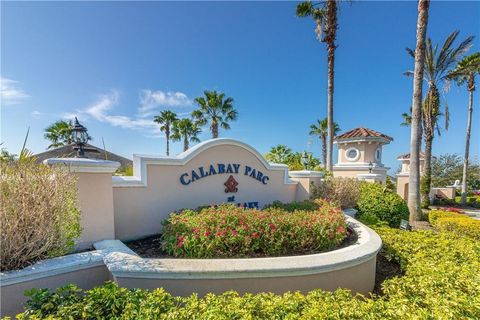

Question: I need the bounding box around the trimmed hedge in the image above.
[356,183,409,227]
[10,227,480,319]
[429,210,480,240]
[455,195,480,208]
[162,203,347,258]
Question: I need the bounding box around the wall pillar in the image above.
[356,173,385,185]
[44,158,120,249]
[289,171,324,201]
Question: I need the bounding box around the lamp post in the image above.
[301,151,309,170]
[368,161,373,174]
[72,117,89,158]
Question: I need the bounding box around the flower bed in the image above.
[12,225,480,319]
[161,203,347,258]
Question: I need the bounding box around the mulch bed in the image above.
[125,227,358,259]
[373,253,403,296]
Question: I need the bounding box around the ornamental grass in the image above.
[0,161,81,271]
[161,203,348,258]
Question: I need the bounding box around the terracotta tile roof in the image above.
[335,127,393,141]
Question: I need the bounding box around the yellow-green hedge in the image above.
[429,210,480,240]
[8,226,480,319]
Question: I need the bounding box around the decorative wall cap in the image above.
[96,215,381,280]
[333,164,389,172]
[113,138,296,187]
[357,173,385,179]
[0,250,105,286]
[289,170,324,178]
[43,158,120,173]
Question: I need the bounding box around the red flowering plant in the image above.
[444,207,464,214]
[161,202,348,258]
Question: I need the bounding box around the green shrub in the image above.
[310,177,362,209]
[161,203,347,258]
[0,161,81,271]
[13,226,480,319]
[454,195,480,208]
[356,183,409,227]
[429,210,480,240]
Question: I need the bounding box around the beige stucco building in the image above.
[396,152,455,201]
[396,152,425,200]
[332,127,393,184]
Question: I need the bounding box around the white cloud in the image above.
[63,89,191,136]
[138,89,192,117]
[73,90,158,131]
[0,77,29,105]
[31,110,42,118]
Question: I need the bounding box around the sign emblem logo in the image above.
[224,175,239,193]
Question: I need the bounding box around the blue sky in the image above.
[1,1,479,173]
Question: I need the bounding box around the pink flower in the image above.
[336,226,345,234]
[204,231,211,237]
[231,230,238,236]
[252,232,259,239]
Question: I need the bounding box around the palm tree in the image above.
[447,52,480,205]
[171,118,201,152]
[309,118,340,168]
[408,0,430,223]
[44,120,74,149]
[192,90,238,139]
[265,145,293,164]
[296,0,338,171]
[153,110,178,156]
[405,30,474,207]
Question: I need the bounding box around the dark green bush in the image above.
[356,183,409,227]
[455,195,480,208]
[12,226,480,319]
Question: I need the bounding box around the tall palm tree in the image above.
[171,118,201,152]
[153,110,178,156]
[192,90,238,139]
[296,0,338,171]
[265,145,293,164]
[44,120,74,149]
[405,30,474,207]
[408,0,430,223]
[309,118,340,168]
[447,52,480,205]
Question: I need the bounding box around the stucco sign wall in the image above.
[112,139,298,240]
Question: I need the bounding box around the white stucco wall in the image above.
[112,139,299,241]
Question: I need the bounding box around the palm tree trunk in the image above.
[326,45,335,172]
[321,135,327,169]
[461,87,474,205]
[325,0,337,172]
[212,122,218,139]
[166,127,170,156]
[408,0,429,223]
[422,134,433,207]
[183,137,189,152]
